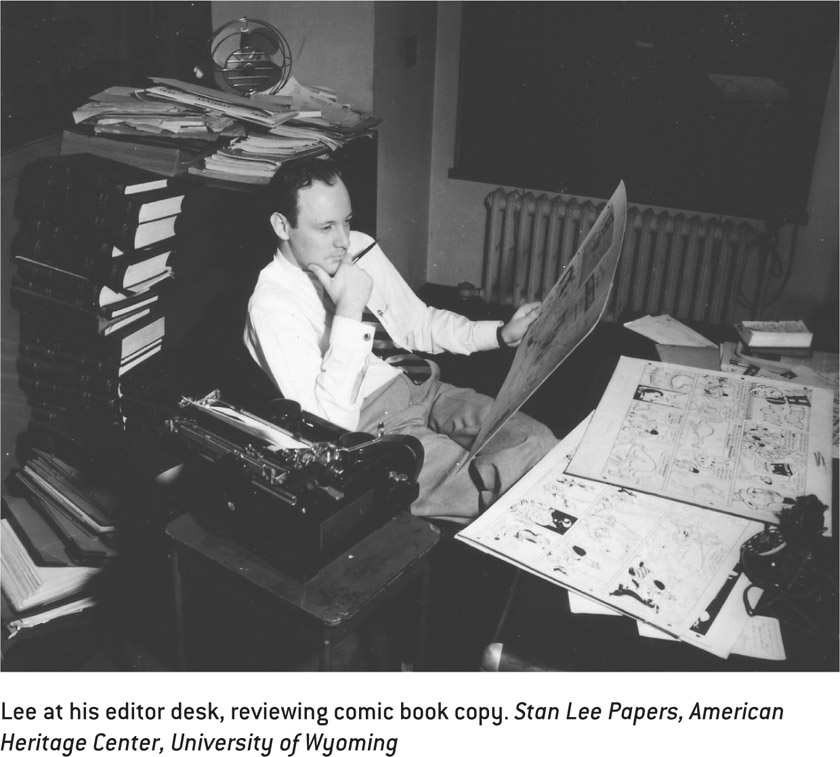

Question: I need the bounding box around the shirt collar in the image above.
[270,248,325,298]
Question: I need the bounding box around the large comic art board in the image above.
[461,181,628,466]
[457,417,763,659]
[566,356,834,535]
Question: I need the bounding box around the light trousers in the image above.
[358,365,557,522]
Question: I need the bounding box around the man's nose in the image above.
[334,225,350,249]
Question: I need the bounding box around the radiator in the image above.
[482,188,762,325]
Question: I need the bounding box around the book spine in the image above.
[19,157,74,188]
[69,160,166,196]
[19,310,163,360]
[14,272,163,319]
[15,188,179,233]
[14,231,174,290]
[18,171,74,200]
[29,403,121,427]
[19,342,121,377]
[10,284,153,336]
[19,377,122,411]
[13,192,73,225]
[16,356,120,395]
[34,153,171,194]
[12,231,114,281]
[19,218,99,247]
[15,263,106,305]
[11,275,106,313]
[18,318,121,359]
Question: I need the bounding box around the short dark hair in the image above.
[268,155,342,228]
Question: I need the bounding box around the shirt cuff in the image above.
[331,314,376,352]
[473,320,506,351]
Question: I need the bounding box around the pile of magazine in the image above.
[68,76,379,184]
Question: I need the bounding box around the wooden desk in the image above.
[166,510,440,671]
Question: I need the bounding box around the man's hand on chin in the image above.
[309,259,373,320]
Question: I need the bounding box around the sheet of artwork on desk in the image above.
[719,340,839,458]
[566,356,834,535]
[463,180,628,464]
[457,417,763,659]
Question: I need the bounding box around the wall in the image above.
[427,3,839,323]
[372,2,437,287]
[776,46,839,319]
[211,1,375,111]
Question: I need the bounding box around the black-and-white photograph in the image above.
[1,1,837,748]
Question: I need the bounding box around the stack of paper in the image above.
[254,76,381,133]
[73,86,244,141]
[457,417,766,659]
[13,450,121,567]
[459,353,834,660]
[1,519,100,613]
[72,77,380,184]
[145,78,300,130]
[194,132,333,184]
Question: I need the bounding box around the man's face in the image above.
[282,178,353,276]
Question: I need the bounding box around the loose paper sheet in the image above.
[567,357,834,534]
[463,181,628,465]
[625,314,716,347]
[573,581,786,661]
[182,398,311,450]
[457,417,763,659]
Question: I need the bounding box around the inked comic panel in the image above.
[458,418,761,658]
[719,340,839,458]
[567,357,834,534]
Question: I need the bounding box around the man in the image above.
[244,156,556,522]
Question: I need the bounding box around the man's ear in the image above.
[270,212,291,241]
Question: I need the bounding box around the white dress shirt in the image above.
[244,231,502,430]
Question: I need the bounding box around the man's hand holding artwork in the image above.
[499,301,542,347]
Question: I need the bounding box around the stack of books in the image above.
[10,154,183,427]
[735,319,814,361]
[1,512,100,642]
[2,392,194,644]
[0,444,127,642]
[12,450,120,567]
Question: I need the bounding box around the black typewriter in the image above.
[167,391,423,579]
